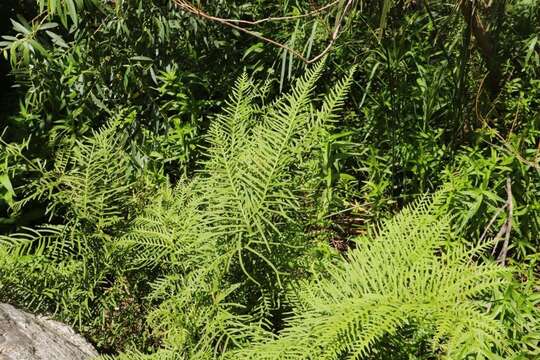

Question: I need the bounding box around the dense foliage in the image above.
[0,0,538,359]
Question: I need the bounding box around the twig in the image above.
[172,0,354,64]
[481,202,506,244]
[490,177,513,265]
[194,0,343,26]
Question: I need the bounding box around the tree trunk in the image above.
[460,0,502,95]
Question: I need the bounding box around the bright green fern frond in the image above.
[119,179,212,269]
[100,349,185,360]
[202,59,327,240]
[0,224,80,259]
[15,118,134,230]
[235,196,512,359]
[117,62,357,358]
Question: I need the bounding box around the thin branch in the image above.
[196,0,343,26]
[481,202,506,244]
[172,0,354,64]
[490,177,513,265]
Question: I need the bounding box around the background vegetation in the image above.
[0,0,538,359]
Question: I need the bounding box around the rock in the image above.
[0,303,98,360]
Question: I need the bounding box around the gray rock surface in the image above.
[0,303,98,360]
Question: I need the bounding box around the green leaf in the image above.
[0,174,15,206]
[89,91,107,110]
[66,0,79,25]
[29,40,48,56]
[11,19,30,35]
[0,174,14,194]
[48,0,58,15]
[46,31,69,48]
[130,55,153,62]
[39,22,59,31]
[524,36,538,67]
[242,42,263,61]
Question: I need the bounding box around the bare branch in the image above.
[197,0,343,26]
[489,177,513,265]
[172,0,354,64]
[481,202,506,245]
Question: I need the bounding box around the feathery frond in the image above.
[235,196,512,359]
[115,61,357,356]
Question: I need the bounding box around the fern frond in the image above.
[13,118,135,231]
[120,180,212,269]
[201,60,326,247]
[236,197,512,359]
[0,224,76,258]
[116,62,357,357]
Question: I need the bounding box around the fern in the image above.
[234,196,512,359]
[113,61,356,356]
[0,115,156,351]
[1,117,138,258]
[2,58,531,359]
[121,60,355,279]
